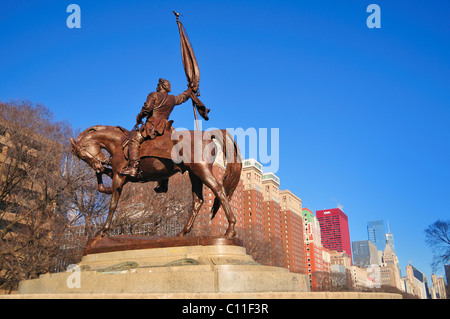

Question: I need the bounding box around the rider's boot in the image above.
[120,132,143,177]
[120,158,139,177]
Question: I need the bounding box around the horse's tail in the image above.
[210,130,242,221]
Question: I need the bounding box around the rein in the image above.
[75,142,111,171]
[72,126,129,172]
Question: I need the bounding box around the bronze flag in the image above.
[174,11,210,125]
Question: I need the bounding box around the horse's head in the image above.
[70,136,104,173]
[70,137,81,158]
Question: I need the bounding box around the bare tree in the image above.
[311,271,332,291]
[59,152,111,236]
[425,220,450,272]
[112,172,192,237]
[0,100,109,292]
[236,225,284,267]
[330,270,353,291]
[53,153,112,268]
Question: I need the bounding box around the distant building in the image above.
[351,266,369,289]
[367,220,386,251]
[445,265,450,298]
[352,240,378,268]
[0,118,57,236]
[261,172,283,267]
[380,242,402,289]
[316,208,352,264]
[322,248,331,273]
[406,264,429,299]
[241,159,306,272]
[430,275,447,299]
[241,158,264,250]
[280,190,304,273]
[302,207,324,288]
[385,220,395,253]
[241,159,284,267]
[329,250,352,288]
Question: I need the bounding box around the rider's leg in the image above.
[120,131,144,177]
[154,178,169,193]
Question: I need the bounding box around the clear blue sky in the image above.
[1,1,449,281]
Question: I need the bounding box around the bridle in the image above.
[73,141,111,172]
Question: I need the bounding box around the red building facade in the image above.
[316,208,352,264]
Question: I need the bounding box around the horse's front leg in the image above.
[97,173,126,237]
[96,172,112,194]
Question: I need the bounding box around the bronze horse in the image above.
[70,125,242,240]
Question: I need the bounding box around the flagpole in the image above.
[174,11,201,131]
[193,100,199,130]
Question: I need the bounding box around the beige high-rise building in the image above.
[406,264,428,299]
[261,172,283,266]
[380,242,402,289]
[280,190,304,273]
[241,158,264,251]
[351,266,369,289]
[241,159,305,271]
[0,118,57,236]
[430,274,447,299]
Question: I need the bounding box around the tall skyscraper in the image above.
[380,242,402,289]
[352,240,378,268]
[242,158,265,249]
[302,208,324,289]
[316,208,352,264]
[242,159,305,272]
[385,220,395,253]
[261,172,283,266]
[241,158,284,267]
[367,220,386,251]
[280,190,304,274]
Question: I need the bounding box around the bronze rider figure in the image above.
[120,78,193,192]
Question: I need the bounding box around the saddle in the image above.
[122,126,217,164]
[122,131,177,161]
[139,130,178,160]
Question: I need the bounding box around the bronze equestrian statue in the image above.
[120,78,193,194]
[70,13,235,242]
[70,124,242,240]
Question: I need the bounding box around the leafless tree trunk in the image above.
[0,100,109,293]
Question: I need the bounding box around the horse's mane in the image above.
[77,125,129,142]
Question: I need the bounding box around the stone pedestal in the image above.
[18,236,310,295]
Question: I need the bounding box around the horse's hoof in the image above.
[177,231,185,237]
[224,229,236,238]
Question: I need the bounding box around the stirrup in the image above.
[120,163,139,177]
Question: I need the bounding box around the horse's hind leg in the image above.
[195,165,236,238]
[178,173,204,237]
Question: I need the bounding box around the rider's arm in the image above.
[175,87,193,105]
[136,92,157,124]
